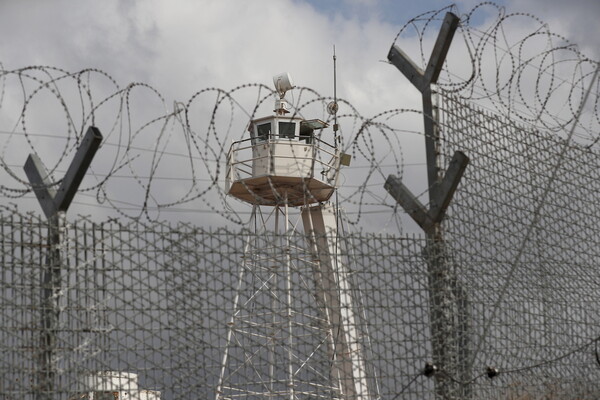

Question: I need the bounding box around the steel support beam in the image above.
[24,126,103,400]
[302,204,373,400]
[386,12,472,399]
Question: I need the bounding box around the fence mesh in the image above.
[0,212,436,399]
[438,92,600,398]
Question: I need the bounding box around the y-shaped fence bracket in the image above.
[385,12,467,225]
[385,151,468,235]
[24,126,103,219]
[23,126,102,400]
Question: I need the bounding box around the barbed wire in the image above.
[392,1,599,142]
[0,64,405,225]
[0,2,596,229]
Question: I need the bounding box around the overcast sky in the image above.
[1,0,597,89]
[0,0,598,231]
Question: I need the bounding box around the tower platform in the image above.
[228,175,335,206]
[226,115,340,207]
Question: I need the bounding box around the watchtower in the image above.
[226,72,340,206]
[218,73,375,400]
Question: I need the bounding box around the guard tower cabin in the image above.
[226,73,341,207]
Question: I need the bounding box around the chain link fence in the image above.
[0,211,435,399]
[437,92,600,398]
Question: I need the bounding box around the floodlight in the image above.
[273,72,294,98]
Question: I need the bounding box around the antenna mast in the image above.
[333,45,338,135]
[327,46,340,138]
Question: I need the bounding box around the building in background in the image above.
[69,371,160,400]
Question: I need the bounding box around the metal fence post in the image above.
[23,127,102,400]
[385,13,472,398]
[37,211,65,399]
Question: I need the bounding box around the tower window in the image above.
[299,123,314,144]
[256,123,271,141]
[278,122,296,139]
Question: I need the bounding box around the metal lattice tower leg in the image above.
[216,203,375,400]
[216,204,341,399]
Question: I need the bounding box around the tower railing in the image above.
[226,136,339,188]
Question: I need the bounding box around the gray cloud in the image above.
[506,0,600,59]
